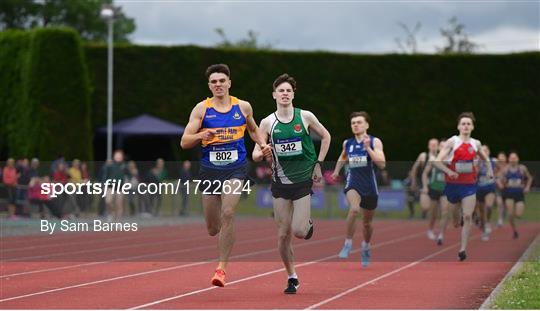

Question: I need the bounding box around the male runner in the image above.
[497,151,533,239]
[476,145,497,241]
[495,151,508,227]
[253,73,331,294]
[409,138,439,219]
[434,112,493,261]
[421,139,449,243]
[333,112,386,268]
[181,64,271,287]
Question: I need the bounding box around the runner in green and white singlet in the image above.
[268,107,317,184]
[253,73,331,295]
[421,139,451,245]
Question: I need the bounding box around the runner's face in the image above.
[273,82,294,106]
[457,117,474,135]
[208,73,231,97]
[497,153,507,163]
[508,153,519,165]
[351,116,368,135]
[428,139,439,154]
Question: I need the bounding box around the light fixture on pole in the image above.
[100,4,115,160]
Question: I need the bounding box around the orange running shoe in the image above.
[211,269,226,287]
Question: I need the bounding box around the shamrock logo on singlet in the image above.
[294,124,302,133]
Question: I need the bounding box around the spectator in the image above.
[16,158,31,216]
[179,160,192,216]
[50,154,66,175]
[2,158,19,219]
[52,162,69,214]
[152,158,168,216]
[104,150,127,220]
[126,160,140,216]
[80,161,91,214]
[67,159,82,217]
[28,176,63,219]
[29,158,40,179]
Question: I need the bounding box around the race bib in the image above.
[209,150,238,166]
[455,162,473,173]
[275,138,302,157]
[507,178,522,188]
[349,156,368,168]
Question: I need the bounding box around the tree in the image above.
[214,28,273,50]
[394,21,422,54]
[437,17,479,54]
[0,0,135,42]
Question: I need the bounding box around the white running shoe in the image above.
[427,230,436,240]
[481,231,490,241]
[485,224,492,234]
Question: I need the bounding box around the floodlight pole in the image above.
[101,5,115,160]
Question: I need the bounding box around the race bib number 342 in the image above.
[276,141,302,157]
[210,150,238,165]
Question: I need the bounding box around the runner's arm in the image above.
[409,152,425,190]
[434,141,457,178]
[421,161,432,193]
[241,101,269,149]
[365,137,386,170]
[180,103,206,149]
[332,140,348,179]
[303,110,331,162]
[252,118,270,162]
[522,165,533,193]
[476,140,494,179]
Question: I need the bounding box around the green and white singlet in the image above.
[269,108,317,184]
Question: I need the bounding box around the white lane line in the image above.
[2,223,275,261]
[128,231,425,310]
[0,223,378,301]
[1,222,399,278]
[306,234,481,309]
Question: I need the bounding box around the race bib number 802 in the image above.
[210,150,238,165]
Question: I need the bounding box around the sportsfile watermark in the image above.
[40,179,252,198]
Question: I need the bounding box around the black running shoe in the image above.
[460,215,464,227]
[513,231,519,239]
[458,251,467,261]
[284,278,299,294]
[436,238,443,246]
[304,219,314,240]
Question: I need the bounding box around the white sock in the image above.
[437,233,444,239]
[362,241,370,250]
[344,239,352,247]
[288,273,298,280]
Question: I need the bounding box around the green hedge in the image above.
[0,28,93,160]
[0,30,30,157]
[85,46,539,160]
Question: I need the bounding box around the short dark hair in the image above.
[457,112,476,124]
[272,73,297,91]
[350,111,370,123]
[205,64,230,79]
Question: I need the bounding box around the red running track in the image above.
[0,218,538,309]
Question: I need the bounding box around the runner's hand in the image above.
[362,134,370,150]
[312,163,323,183]
[200,129,217,141]
[447,170,458,179]
[261,144,273,162]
